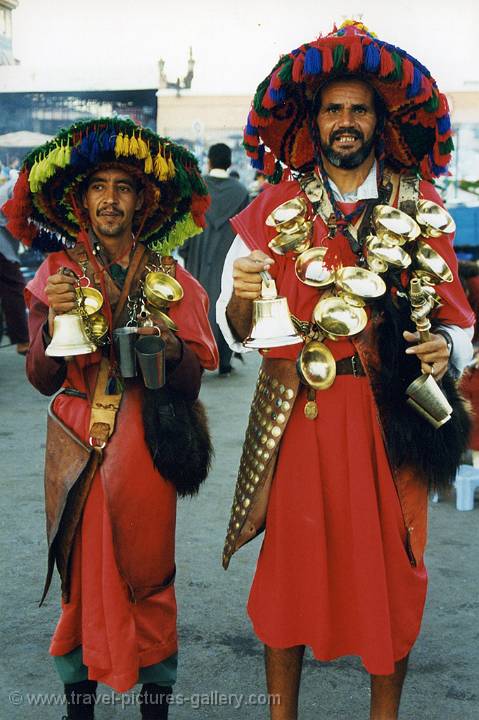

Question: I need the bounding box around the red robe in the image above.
[26,251,218,692]
[230,175,473,674]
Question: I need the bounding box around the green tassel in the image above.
[267,161,283,185]
[253,77,271,117]
[439,138,454,154]
[333,45,345,70]
[278,57,294,83]
[424,92,439,112]
[151,212,202,255]
[388,52,403,82]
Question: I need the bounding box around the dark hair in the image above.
[208,143,231,170]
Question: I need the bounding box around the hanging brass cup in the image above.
[75,286,104,315]
[268,222,312,255]
[144,271,184,309]
[373,205,421,243]
[265,197,308,227]
[416,200,456,237]
[297,340,336,390]
[335,266,386,299]
[294,247,335,287]
[367,236,412,269]
[415,240,453,283]
[313,296,367,337]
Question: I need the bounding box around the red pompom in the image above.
[263,152,276,176]
[400,58,414,88]
[2,168,37,246]
[322,44,334,72]
[190,193,211,228]
[292,52,305,83]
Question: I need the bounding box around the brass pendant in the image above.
[304,388,318,420]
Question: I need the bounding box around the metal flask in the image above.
[243,275,302,349]
[46,311,97,357]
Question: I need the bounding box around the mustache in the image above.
[329,127,363,143]
[97,207,123,217]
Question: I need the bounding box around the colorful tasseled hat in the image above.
[244,20,453,181]
[2,117,210,253]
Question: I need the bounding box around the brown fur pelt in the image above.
[142,387,213,497]
[372,281,471,492]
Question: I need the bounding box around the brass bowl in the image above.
[146,305,179,331]
[297,340,336,390]
[416,199,456,237]
[313,296,368,337]
[415,240,453,283]
[337,290,366,308]
[89,312,109,340]
[144,271,184,308]
[269,223,312,255]
[367,236,412,268]
[373,205,421,242]
[295,247,335,287]
[335,266,386,299]
[76,286,104,316]
[266,197,308,227]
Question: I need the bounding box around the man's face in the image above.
[316,80,378,170]
[82,168,143,240]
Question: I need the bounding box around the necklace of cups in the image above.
[263,169,456,419]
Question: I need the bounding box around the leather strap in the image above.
[112,243,147,327]
[88,357,122,449]
[335,354,365,377]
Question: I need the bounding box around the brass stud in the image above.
[272,426,281,438]
[277,413,286,423]
[266,438,275,450]
[285,389,294,399]
[281,401,291,411]
[279,384,285,394]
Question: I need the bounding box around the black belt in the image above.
[335,355,365,377]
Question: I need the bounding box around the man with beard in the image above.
[3,118,217,719]
[217,21,474,720]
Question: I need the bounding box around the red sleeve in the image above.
[25,295,67,396]
[170,265,219,371]
[419,181,474,328]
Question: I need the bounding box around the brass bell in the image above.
[46,311,97,357]
[244,276,302,349]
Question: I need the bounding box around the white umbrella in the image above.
[0,130,53,148]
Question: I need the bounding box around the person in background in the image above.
[0,168,29,354]
[180,143,249,375]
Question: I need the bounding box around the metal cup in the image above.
[406,373,453,428]
[113,327,138,378]
[135,335,166,389]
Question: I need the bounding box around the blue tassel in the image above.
[364,43,380,72]
[245,122,259,137]
[269,87,286,104]
[429,152,446,176]
[79,134,90,158]
[70,146,81,166]
[251,144,265,169]
[407,66,422,99]
[304,47,322,75]
[97,130,110,152]
[88,132,101,163]
[437,115,451,134]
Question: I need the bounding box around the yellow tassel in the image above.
[154,151,169,181]
[137,132,148,160]
[114,133,124,158]
[29,161,40,192]
[121,134,130,157]
[167,156,176,178]
[129,134,139,157]
[144,153,153,174]
[64,143,71,166]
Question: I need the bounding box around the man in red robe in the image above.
[217,21,474,720]
[3,119,218,719]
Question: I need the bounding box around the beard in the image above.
[320,127,376,169]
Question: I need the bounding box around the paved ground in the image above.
[1,342,478,719]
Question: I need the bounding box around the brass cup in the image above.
[406,373,452,428]
[313,296,368,337]
[416,200,456,237]
[297,340,336,390]
[265,197,308,227]
[89,313,109,341]
[144,271,184,309]
[268,223,312,255]
[367,255,389,274]
[295,247,335,287]
[367,236,412,268]
[146,304,178,331]
[335,266,386,299]
[415,240,453,284]
[373,205,421,242]
[76,286,104,316]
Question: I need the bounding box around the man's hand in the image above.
[404,330,450,380]
[137,319,182,362]
[232,250,274,300]
[45,273,77,314]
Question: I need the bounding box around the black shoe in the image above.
[233,352,245,363]
[64,680,97,720]
[218,364,233,376]
[139,683,172,719]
